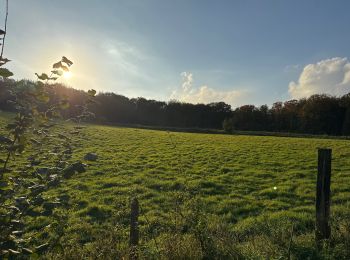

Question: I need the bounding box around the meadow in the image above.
[1,112,350,259]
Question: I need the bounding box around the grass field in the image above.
[1,112,350,259]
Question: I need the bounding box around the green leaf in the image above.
[88,89,96,97]
[35,73,50,81]
[53,61,62,69]
[59,100,70,109]
[36,81,45,87]
[62,56,73,66]
[49,77,58,81]
[36,94,50,103]
[0,68,13,78]
[0,135,12,144]
[51,70,63,76]
[61,65,69,72]
[8,144,25,153]
[0,57,11,67]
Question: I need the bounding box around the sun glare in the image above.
[63,71,72,79]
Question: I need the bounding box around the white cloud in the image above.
[289,57,350,99]
[171,72,248,106]
[180,72,193,92]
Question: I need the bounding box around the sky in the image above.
[2,0,350,108]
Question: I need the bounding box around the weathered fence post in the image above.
[315,148,332,243]
[129,197,139,260]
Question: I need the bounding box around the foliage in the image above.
[225,96,348,135]
[2,82,350,135]
[0,57,96,257]
[223,117,234,133]
[0,67,12,77]
[0,11,94,257]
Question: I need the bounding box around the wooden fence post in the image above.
[315,148,332,243]
[129,197,139,260]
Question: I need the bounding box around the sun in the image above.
[63,71,72,79]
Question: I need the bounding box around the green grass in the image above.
[1,112,350,259]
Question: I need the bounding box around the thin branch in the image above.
[0,0,9,59]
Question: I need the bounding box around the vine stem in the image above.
[2,137,15,170]
[0,0,9,59]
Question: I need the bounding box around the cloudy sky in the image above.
[2,0,350,107]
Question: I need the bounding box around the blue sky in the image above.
[2,0,350,107]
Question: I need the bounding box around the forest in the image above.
[1,79,350,136]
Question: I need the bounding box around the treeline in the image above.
[224,95,350,135]
[0,80,230,129]
[1,79,350,135]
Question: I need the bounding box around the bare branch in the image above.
[0,0,9,59]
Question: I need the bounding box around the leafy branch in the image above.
[0,2,96,256]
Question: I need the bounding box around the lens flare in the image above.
[63,71,72,79]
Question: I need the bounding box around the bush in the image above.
[223,118,234,133]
